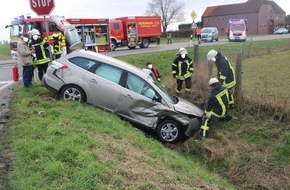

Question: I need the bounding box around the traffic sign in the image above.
[190,9,197,20]
[30,0,55,16]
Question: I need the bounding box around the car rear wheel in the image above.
[157,120,181,144]
[60,85,86,102]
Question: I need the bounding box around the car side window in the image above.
[95,64,122,84]
[126,73,156,99]
[69,57,99,72]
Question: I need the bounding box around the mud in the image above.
[0,83,17,189]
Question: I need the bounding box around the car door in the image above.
[117,72,161,128]
[83,62,123,112]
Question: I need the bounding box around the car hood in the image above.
[173,97,203,117]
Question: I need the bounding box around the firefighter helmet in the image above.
[177,47,188,55]
[208,78,219,86]
[29,29,40,36]
[207,49,218,61]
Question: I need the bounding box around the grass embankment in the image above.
[117,42,290,189]
[1,39,290,189]
[0,44,11,60]
[1,84,235,190]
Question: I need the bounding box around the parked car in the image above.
[43,49,204,144]
[274,28,289,34]
[201,27,219,42]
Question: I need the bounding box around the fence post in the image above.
[247,36,253,58]
[194,43,199,66]
[234,45,244,102]
[194,43,199,81]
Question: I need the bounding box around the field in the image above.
[0,40,289,189]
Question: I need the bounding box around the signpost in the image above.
[30,0,55,16]
[190,9,197,20]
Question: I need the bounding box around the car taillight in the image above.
[61,64,68,69]
[51,60,68,70]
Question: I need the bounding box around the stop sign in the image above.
[30,0,55,16]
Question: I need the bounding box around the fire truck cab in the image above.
[5,16,60,59]
[227,19,247,42]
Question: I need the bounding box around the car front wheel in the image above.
[60,85,86,102]
[157,120,181,144]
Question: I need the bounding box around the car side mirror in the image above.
[152,95,161,102]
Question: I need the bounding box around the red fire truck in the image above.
[109,16,162,51]
[66,18,111,52]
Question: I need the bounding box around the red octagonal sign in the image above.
[30,0,55,16]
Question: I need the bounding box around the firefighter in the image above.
[52,33,62,59]
[145,62,161,82]
[200,78,232,138]
[57,31,67,56]
[166,31,172,44]
[207,49,236,107]
[29,29,50,81]
[172,47,193,94]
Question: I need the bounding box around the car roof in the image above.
[60,49,149,78]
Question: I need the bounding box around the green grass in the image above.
[1,84,236,190]
[0,44,11,60]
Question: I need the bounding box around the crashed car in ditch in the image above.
[43,16,204,144]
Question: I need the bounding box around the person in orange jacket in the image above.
[195,27,201,44]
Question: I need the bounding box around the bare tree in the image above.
[145,0,185,33]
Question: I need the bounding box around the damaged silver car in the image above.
[43,50,203,143]
[43,15,203,143]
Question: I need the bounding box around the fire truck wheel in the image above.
[140,38,149,48]
[110,40,117,51]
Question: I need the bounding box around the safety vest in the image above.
[30,39,50,65]
[53,39,63,56]
[49,32,66,47]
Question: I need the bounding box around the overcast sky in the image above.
[0,0,287,41]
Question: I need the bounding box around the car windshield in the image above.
[201,28,212,33]
[149,76,178,104]
[231,24,245,31]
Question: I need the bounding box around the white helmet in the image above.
[29,29,40,36]
[208,78,219,86]
[207,49,218,61]
[177,47,188,55]
[52,33,58,38]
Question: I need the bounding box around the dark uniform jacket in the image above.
[171,56,193,80]
[215,52,236,89]
[205,85,229,118]
[30,38,50,65]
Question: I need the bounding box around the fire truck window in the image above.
[49,22,58,32]
[34,22,41,32]
[113,23,119,30]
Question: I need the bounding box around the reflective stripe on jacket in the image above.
[205,85,229,118]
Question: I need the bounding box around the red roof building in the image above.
[202,0,286,36]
